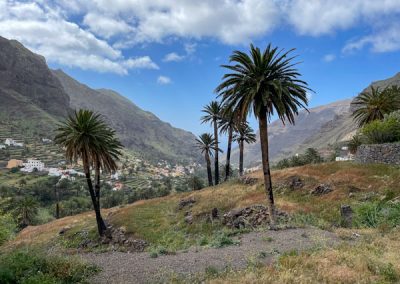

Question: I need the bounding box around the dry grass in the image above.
[5,162,400,251]
[208,229,400,284]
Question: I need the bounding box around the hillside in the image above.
[5,162,400,283]
[231,99,356,167]
[52,70,200,164]
[232,72,400,168]
[0,36,200,165]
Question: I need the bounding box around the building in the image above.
[0,144,6,149]
[6,159,23,169]
[4,138,23,147]
[42,138,52,143]
[21,159,45,172]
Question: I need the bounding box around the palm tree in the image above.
[234,122,256,176]
[55,110,122,236]
[14,196,38,228]
[215,44,310,225]
[195,133,221,186]
[201,101,222,185]
[219,108,237,181]
[351,86,400,127]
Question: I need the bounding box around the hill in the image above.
[4,162,400,283]
[0,36,200,165]
[230,99,356,167]
[52,70,199,164]
[232,72,400,167]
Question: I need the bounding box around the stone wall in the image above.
[355,143,400,165]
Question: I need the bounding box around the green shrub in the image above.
[209,231,239,248]
[0,248,98,283]
[355,201,400,228]
[361,116,400,144]
[0,213,17,245]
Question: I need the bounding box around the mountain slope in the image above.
[230,99,356,167]
[0,36,70,133]
[52,70,199,164]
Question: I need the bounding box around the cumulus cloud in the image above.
[163,52,185,62]
[0,1,158,74]
[343,23,400,53]
[322,54,336,62]
[157,75,172,84]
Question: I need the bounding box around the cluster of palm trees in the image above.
[197,44,310,225]
[196,101,257,187]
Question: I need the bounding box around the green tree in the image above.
[351,86,400,127]
[195,133,221,186]
[219,108,237,181]
[55,110,122,236]
[201,101,222,185]
[14,196,38,228]
[234,122,256,176]
[215,44,309,225]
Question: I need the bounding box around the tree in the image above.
[219,107,237,181]
[201,101,222,185]
[351,86,400,127]
[55,110,122,236]
[14,196,38,228]
[215,44,309,225]
[195,133,221,186]
[234,122,256,176]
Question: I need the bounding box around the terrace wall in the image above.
[355,143,400,165]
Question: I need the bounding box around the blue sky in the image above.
[1,0,400,140]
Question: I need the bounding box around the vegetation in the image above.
[351,85,400,127]
[55,109,123,236]
[234,122,256,176]
[195,133,221,186]
[274,148,323,169]
[215,44,310,225]
[218,108,237,181]
[201,101,222,185]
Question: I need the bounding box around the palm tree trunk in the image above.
[54,184,60,219]
[213,118,219,185]
[205,152,213,186]
[258,111,276,226]
[239,140,244,176]
[84,162,107,236]
[224,126,233,181]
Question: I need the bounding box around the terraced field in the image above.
[0,123,65,168]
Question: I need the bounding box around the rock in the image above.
[223,205,288,229]
[178,197,196,210]
[340,205,353,228]
[310,184,333,195]
[286,176,304,190]
[211,208,219,219]
[184,214,193,224]
[239,176,258,185]
[59,226,71,235]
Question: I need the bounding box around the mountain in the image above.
[0,36,199,164]
[229,99,356,167]
[231,72,400,167]
[0,36,70,133]
[52,70,199,163]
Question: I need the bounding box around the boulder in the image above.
[178,197,196,210]
[184,214,193,224]
[286,176,304,190]
[59,226,71,235]
[239,176,258,185]
[340,205,353,228]
[311,184,333,195]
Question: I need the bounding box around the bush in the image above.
[0,248,98,283]
[361,116,400,144]
[0,213,17,245]
[274,148,323,169]
[355,201,400,228]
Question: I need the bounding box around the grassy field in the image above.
[3,161,400,282]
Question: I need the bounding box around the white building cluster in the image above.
[4,138,23,147]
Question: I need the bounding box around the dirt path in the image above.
[81,227,339,284]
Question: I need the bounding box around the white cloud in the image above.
[157,76,172,84]
[323,54,336,62]
[0,1,158,75]
[343,23,400,53]
[83,13,133,39]
[163,52,185,62]
[184,43,197,54]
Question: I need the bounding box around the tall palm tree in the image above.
[201,101,222,185]
[351,86,400,127]
[234,122,256,176]
[195,133,221,186]
[215,44,310,225]
[55,110,122,236]
[14,196,38,228]
[219,107,237,181]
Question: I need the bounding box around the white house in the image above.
[42,138,52,143]
[5,138,23,147]
[48,168,62,177]
[21,159,45,172]
[0,144,6,149]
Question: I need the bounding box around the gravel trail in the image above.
[81,227,339,284]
